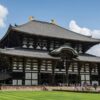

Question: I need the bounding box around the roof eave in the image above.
[11,28,100,43]
[0,25,12,43]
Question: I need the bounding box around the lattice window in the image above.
[42,40,47,50]
[25,72,38,85]
[29,38,34,48]
[32,73,38,79]
[55,41,60,49]
[25,80,31,85]
[79,44,82,53]
[85,63,89,72]
[69,63,73,71]
[92,64,98,73]
[32,60,38,70]
[32,80,38,85]
[41,60,46,70]
[12,58,18,70]
[18,80,22,85]
[36,39,42,49]
[13,80,22,85]
[12,58,23,71]
[81,75,90,80]
[13,80,17,85]
[65,43,71,46]
[74,45,78,51]
[22,38,27,48]
[13,62,17,67]
[25,59,31,70]
[18,62,23,70]
[50,41,54,50]
[69,63,78,72]
[47,60,52,71]
[25,73,31,79]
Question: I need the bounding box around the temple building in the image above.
[0,19,100,86]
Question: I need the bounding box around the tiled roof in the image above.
[0,48,100,62]
[12,20,100,42]
[77,54,100,62]
[0,48,58,60]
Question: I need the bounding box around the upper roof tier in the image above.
[10,20,100,43]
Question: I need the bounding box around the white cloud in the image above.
[0,4,8,28]
[87,44,100,57]
[69,20,100,56]
[92,30,100,39]
[69,20,92,36]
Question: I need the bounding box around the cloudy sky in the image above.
[0,0,100,56]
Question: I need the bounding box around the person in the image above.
[74,84,78,91]
[42,85,48,91]
[93,83,97,90]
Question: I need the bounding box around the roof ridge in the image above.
[12,20,100,41]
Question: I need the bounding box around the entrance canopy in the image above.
[50,45,78,58]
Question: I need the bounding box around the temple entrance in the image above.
[54,74,66,86]
[50,45,79,86]
[68,74,79,85]
[54,74,79,86]
[40,73,52,85]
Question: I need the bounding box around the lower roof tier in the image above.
[0,48,100,63]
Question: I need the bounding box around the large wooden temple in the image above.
[0,19,100,86]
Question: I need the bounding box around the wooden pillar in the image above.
[52,60,55,85]
[22,57,26,85]
[78,62,81,86]
[89,63,92,85]
[30,58,33,85]
[38,59,41,85]
[34,37,37,50]
[65,60,70,86]
[97,64,100,86]
[47,39,50,51]
[9,56,12,72]
[9,57,13,85]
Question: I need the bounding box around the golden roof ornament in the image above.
[51,19,56,24]
[29,16,34,21]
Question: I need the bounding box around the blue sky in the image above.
[0,0,100,38]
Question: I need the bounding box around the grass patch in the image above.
[0,91,100,100]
